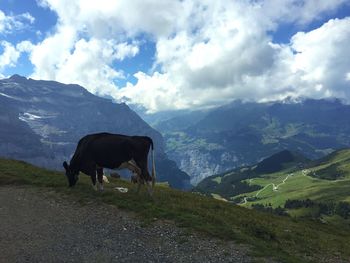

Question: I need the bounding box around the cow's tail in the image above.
[148,137,156,187]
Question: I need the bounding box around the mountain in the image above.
[156,99,350,184]
[195,149,350,208]
[254,149,309,174]
[0,75,190,189]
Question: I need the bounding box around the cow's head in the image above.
[63,161,79,187]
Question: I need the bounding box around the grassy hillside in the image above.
[196,149,350,229]
[236,149,350,207]
[1,158,350,262]
[195,150,309,199]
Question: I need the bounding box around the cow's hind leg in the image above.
[136,177,142,194]
[146,181,153,197]
[96,167,104,191]
[134,159,154,198]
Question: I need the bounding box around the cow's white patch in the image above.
[102,175,109,183]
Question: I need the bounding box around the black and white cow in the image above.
[63,133,156,194]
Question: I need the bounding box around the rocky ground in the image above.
[0,186,253,263]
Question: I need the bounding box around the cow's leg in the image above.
[134,159,153,198]
[120,160,141,176]
[128,159,142,175]
[136,179,142,194]
[135,175,145,194]
[86,164,98,191]
[90,173,97,191]
[146,181,153,197]
[96,167,104,191]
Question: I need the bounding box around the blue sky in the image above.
[1,0,350,113]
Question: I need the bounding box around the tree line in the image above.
[285,199,350,219]
[251,199,350,219]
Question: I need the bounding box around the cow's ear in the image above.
[63,161,69,171]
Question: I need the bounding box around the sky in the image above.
[0,0,350,113]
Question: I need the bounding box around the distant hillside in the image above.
[195,149,309,199]
[156,99,350,184]
[0,75,190,189]
[195,149,350,210]
[254,150,309,174]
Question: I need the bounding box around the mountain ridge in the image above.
[156,98,350,184]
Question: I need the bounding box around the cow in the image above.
[62,132,156,195]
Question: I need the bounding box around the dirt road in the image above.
[0,186,252,263]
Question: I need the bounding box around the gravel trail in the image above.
[0,186,252,263]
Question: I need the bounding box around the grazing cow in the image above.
[63,133,156,195]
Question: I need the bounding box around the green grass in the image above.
[240,172,350,207]
[212,176,222,184]
[1,158,350,262]
[237,150,350,209]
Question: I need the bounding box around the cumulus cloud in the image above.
[118,0,350,112]
[0,10,35,34]
[0,41,20,70]
[287,18,350,99]
[0,41,33,75]
[29,0,145,95]
[23,0,350,112]
[0,10,34,76]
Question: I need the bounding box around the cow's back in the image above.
[88,134,153,169]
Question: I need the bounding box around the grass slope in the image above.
[195,150,308,199]
[1,158,350,262]
[237,149,350,207]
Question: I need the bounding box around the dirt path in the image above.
[0,186,252,263]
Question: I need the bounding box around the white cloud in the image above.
[53,38,138,98]
[0,10,34,75]
[116,1,350,112]
[0,41,20,70]
[24,0,350,112]
[256,0,349,27]
[0,40,34,75]
[0,10,35,34]
[29,0,145,96]
[287,18,350,99]
[346,72,350,81]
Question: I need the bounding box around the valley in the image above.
[195,149,350,226]
[153,99,350,185]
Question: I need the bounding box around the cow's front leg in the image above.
[90,174,98,191]
[96,167,104,191]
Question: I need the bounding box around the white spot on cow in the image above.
[102,175,109,183]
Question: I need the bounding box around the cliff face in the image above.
[0,75,190,189]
